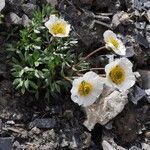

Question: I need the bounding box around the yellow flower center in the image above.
[109,65,125,85]
[51,22,66,35]
[109,37,119,49]
[78,80,93,96]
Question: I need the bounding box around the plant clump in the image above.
[7,5,88,101]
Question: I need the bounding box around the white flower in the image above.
[105,57,136,92]
[71,71,104,107]
[45,15,71,37]
[103,30,126,56]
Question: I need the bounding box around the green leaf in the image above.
[24,79,29,89]
[13,78,21,85]
[29,81,38,90]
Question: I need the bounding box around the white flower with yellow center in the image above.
[103,30,126,55]
[105,57,136,92]
[71,71,104,107]
[45,15,71,37]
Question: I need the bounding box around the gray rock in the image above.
[129,86,146,104]
[134,32,149,48]
[30,0,37,5]
[0,0,5,12]
[133,0,142,11]
[13,141,21,150]
[146,25,150,47]
[138,70,150,89]
[31,127,41,135]
[9,12,22,25]
[0,119,2,132]
[146,10,150,23]
[46,0,57,6]
[135,22,146,30]
[102,139,127,150]
[145,131,150,139]
[112,11,131,27]
[143,1,150,9]
[22,3,36,16]
[141,143,150,150]
[30,118,56,129]
[125,46,135,57]
[6,120,15,125]
[22,14,31,27]
[129,146,141,150]
[83,87,128,130]
[0,137,13,150]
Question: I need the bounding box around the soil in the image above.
[0,0,150,149]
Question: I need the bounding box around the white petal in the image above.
[49,15,58,22]
[45,19,52,29]
[71,77,83,95]
[119,57,133,70]
[103,30,117,43]
[71,94,83,105]
[83,71,98,79]
[117,77,136,92]
[117,42,126,56]
[81,93,98,107]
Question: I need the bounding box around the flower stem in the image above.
[78,68,104,72]
[73,46,105,68]
[63,76,72,83]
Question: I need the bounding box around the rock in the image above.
[22,3,36,17]
[143,1,150,10]
[105,121,113,130]
[145,89,150,102]
[138,70,150,89]
[0,119,2,132]
[61,138,69,147]
[0,0,5,12]
[125,46,135,57]
[83,87,128,131]
[31,127,41,135]
[114,104,140,144]
[137,105,150,123]
[0,137,13,150]
[22,14,31,27]
[129,85,146,104]
[134,32,149,49]
[146,25,150,47]
[9,12,22,25]
[133,0,145,11]
[145,131,150,139]
[141,143,150,150]
[6,120,15,125]
[129,146,141,150]
[146,10,150,23]
[46,0,58,6]
[69,136,78,149]
[42,129,55,140]
[82,132,91,149]
[30,118,56,129]
[102,140,115,150]
[13,141,21,149]
[135,22,146,30]
[102,139,127,150]
[63,110,73,118]
[112,11,131,27]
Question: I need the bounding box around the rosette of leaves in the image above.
[7,5,89,101]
